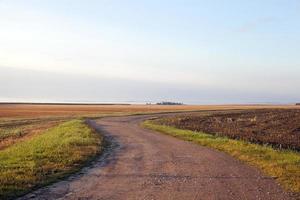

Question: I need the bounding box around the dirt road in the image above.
[20,114,292,200]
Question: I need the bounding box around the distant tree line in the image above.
[296,103,300,106]
[156,102,184,105]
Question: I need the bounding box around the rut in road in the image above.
[19,114,292,200]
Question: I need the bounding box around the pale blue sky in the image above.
[0,0,299,104]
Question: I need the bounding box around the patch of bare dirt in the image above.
[160,109,300,150]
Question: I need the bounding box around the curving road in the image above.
[20,114,292,200]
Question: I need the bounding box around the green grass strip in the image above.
[0,119,103,199]
[143,120,300,193]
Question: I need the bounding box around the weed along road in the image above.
[20,114,291,200]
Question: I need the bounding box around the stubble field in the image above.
[158,109,300,150]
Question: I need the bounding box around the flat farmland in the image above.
[158,109,300,150]
[1,104,298,149]
[1,104,300,199]
[0,103,299,118]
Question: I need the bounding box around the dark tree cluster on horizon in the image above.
[156,102,184,105]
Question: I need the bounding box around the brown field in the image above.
[158,109,300,150]
[0,103,299,119]
[1,103,298,151]
[0,103,299,152]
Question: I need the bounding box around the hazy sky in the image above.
[1,0,300,104]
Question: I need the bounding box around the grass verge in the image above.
[0,119,103,199]
[143,120,300,194]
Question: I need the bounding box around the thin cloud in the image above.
[237,17,278,33]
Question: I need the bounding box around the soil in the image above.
[0,103,298,118]
[160,109,300,150]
